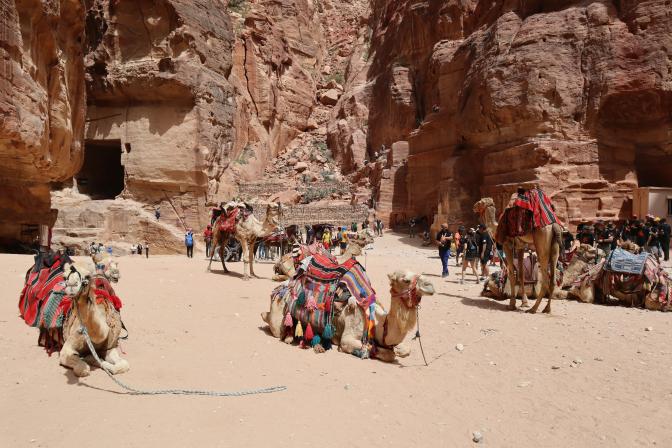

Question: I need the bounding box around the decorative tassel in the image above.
[325,297,332,312]
[295,321,303,338]
[323,323,334,340]
[296,291,305,307]
[306,297,317,311]
[311,335,321,347]
[322,337,332,350]
[283,312,293,327]
[305,323,314,342]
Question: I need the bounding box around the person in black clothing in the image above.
[577,224,595,246]
[659,218,671,261]
[477,224,493,280]
[562,230,575,252]
[436,223,453,278]
[595,221,614,256]
[460,228,480,284]
[633,221,649,248]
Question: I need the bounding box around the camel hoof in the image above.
[508,304,517,311]
[73,364,91,377]
[242,276,250,281]
[526,308,538,314]
[313,344,325,354]
[521,301,530,308]
[261,312,269,324]
[542,307,551,314]
[283,336,293,344]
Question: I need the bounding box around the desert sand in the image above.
[1,233,671,447]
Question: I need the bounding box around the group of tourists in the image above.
[434,214,672,281]
[565,216,670,261]
[129,242,149,258]
[435,224,496,283]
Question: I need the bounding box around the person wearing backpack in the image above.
[460,228,480,284]
[185,228,195,258]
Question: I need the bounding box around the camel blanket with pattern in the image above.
[286,254,376,337]
[496,188,559,242]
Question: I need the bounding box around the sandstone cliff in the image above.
[0,0,86,249]
[332,0,672,231]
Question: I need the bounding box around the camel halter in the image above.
[390,275,421,308]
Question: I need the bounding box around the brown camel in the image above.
[261,269,435,362]
[60,265,129,377]
[473,197,562,313]
[208,203,281,280]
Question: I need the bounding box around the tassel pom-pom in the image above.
[283,313,293,327]
[305,323,314,342]
[310,335,321,347]
[296,292,305,306]
[323,323,334,340]
[306,297,317,311]
[295,321,304,338]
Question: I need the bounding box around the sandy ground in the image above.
[1,233,671,447]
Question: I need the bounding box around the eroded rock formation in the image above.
[332,0,672,231]
[0,0,86,249]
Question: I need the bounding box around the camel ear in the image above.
[387,272,395,282]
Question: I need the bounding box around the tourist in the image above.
[145,242,149,258]
[322,227,331,251]
[340,227,348,255]
[137,242,142,255]
[478,224,493,280]
[646,219,662,260]
[460,228,480,284]
[203,225,213,258]
[351,222,358,232]
[307,226,315,244]
[436,223,453,278]
[577,223,595,246]
[130,243,136,255]
[659,218,671,261]
[633,221,649,248]
[185,228,194,258]
[362,220,368,230]
[595,221,614,256]
[155,207,161,221]
[454,226,465,266]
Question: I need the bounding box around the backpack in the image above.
[185,233,194,246]
[467,237,478,253]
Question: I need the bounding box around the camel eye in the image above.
[403,278,411,283]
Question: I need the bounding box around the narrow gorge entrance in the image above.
[76,140,125,199]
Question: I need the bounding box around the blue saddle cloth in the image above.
[606,248,648,275]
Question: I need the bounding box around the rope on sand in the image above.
[78,323,287,397]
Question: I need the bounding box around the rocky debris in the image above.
[645,327,653,332]
[294,162,309,173]
[455,343,464,352]
[319,89,341,106]
[472,431,483,443]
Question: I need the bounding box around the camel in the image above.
[208,202,282,279]
[482,258,542,301]
[271,230,375,282]
[261,269,435,362]
[473,197,562,313]
[59,265,129,377]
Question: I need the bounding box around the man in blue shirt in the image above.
[185,229,194,258]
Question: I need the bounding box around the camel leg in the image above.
[374,347,396,362]
[338,334,364,356]
[241,242,250,280]
[542,230,560,314]
[249,241,259,278]
[517,249,530,309]
[219,245,229,273]
[503,243,517,310]
[59,342,90,377]
[101,348,130,375]
[529,252,549,314]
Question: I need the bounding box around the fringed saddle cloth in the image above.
[282,253,377,344]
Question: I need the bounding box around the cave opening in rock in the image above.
[635,146,672,187]
[76,140,125,199]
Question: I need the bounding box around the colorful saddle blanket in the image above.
[496,188,559,242]
[285,253,376,340]
[217,208,240,233]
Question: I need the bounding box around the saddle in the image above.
[217,207,241,233]
[495,188,559,243]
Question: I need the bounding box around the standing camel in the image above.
[473,197,562,313]
[208,203,281,280]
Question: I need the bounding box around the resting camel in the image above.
[208,203,282,279]
[272,230,375,281]
[60,265,129,377]
[261,269,435,362]
[473,197,562,313]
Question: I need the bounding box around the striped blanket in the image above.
[285,254,376,341]
[18,251,74,353]
[513,188,560,229]
[496,188,559,242]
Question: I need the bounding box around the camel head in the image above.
[95,257,120,283]
[473,197,495,215]
[387,270,435,308]
[265,202,282,227]
[63,263,93,301]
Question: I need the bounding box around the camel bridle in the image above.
[391,275,421,309]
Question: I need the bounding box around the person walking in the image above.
[340,227,348,255]
[460,228,480,284]
[454,226,464,266]
[145,242,149,258]
[155,207,161,221]
[185,228,194,258]
[478,224,493,280]
[322,228,332,251]
[660,218,671,262]
[203,225,213,258]
[436,223,453,278]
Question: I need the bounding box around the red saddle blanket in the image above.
[217,208,239,233]
[495,188,559,242]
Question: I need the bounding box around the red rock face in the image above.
[0,0,86,247]
[346,0,672,230]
